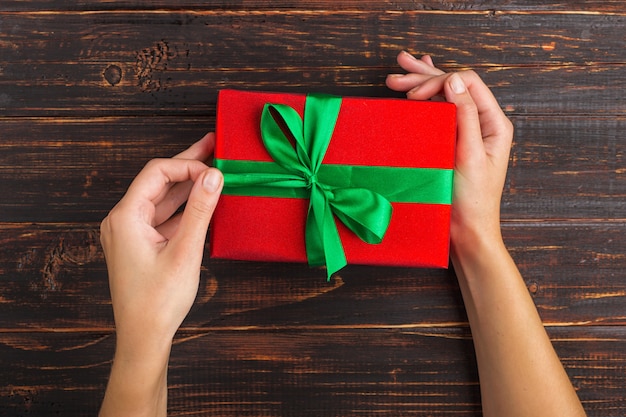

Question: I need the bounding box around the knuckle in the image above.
[505,118,515,135]
[143,158,165,172]
[460,97,479,114]
[188,198,216,218]
[99,207,129,241]
[99,217,110,245]
[456,69,478,84]
[500,116,515,139]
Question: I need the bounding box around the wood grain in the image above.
[0,3,624,417]
[2,1,626,12]
[1,12,624,116]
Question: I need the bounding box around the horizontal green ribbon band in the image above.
[215,159,453,205]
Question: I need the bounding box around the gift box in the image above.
[210,89,456,279]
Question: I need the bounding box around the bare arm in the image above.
[452,234,585,417]
[387,51,586,417]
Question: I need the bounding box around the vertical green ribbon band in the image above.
[215,94,453,279]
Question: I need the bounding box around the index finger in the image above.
[174,132,215,161]
[125,158,210,205]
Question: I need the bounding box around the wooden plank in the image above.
[1,222,624,330]
[504,222,626,325]
[2,1,626,12]
[1,327,625,416]
[1,64,624,117]
[1,331,111,417]
[1,116,623,222]
[2,12,624,66]
[506,116,625,220]
[0,12,624,116]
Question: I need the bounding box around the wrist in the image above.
[449,222,514,296]
[450,222,505,268]
[449,222,524,315]
[114,329,173,365]
[100,335,171,417]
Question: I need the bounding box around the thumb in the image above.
[443,73,484,162]
[169,168,223,260]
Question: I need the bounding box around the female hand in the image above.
[100,132,223,351]
[386,51,514,258]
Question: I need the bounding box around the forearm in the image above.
[99,341,171,417]
[451,233,586,417]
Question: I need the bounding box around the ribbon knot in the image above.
[306,173,319,189]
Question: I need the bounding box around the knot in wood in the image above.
[104,65,122,86]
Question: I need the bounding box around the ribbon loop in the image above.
[261,103,309,177]
[329,187,392,244]
[303,94,342,173]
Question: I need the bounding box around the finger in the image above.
[386,51,445,92]
[155,211,183,240]
[442,73,485,162]
[396,51,445,76]
[125,158,211,209]
[143,133,216,224]
[405,73,450,101]
[167,168,223,263]
[153,180,194,226]
[420,54,435,67]
[386,72,438,93]
[174,132,216,161]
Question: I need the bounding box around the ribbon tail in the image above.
[306,186,347,281]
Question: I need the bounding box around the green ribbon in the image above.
[215,94,453,280]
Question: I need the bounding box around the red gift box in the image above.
[210,89,456,276]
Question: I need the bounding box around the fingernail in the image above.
[387,73,404,78]
[407,85,420,96]
[402,50,417,60]
[203,170,222,193]
[450,74,466,94]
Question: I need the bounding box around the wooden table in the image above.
[1,2,624,416]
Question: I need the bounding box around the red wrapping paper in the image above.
[210,89,456,270]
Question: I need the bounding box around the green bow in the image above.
[214,94,454,280]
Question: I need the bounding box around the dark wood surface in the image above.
[1,2,624,416]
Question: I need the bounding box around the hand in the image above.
[100,132,223,352]
[386,51,514,258]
